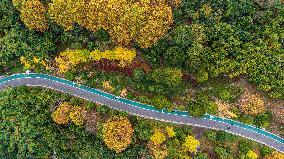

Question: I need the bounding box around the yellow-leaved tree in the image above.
[102,117,134,153]
[48,0,174,48]
[13,0,48,32]
[51,102,72,125]
[48,0,87,31]
[182,135,200,153]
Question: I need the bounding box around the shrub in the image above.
[102,117,134,153]
[147,143,168,159]
[196,70,209,83]
[264,151,284,159]
[182,135,200,153]
[214,147,234,159]
[151,95,172,111]
[254,112,272,128]
[216,131,237,142]
[150,129,167,145]
[243,150,258,159]
[239,91,265,116]
[165,126,176,138]
[238,140,252,155]
[260,146,273,157]
[55,47,136,73]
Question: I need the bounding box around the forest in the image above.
[0,0,283,158]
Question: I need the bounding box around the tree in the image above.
[52,102,72,125]
[164,46,187,67]
[172,24,193,47]
[151,95,173,111]
[48,0,86,31]
[239,91,265,116]
[150,67,183,87]
[182,135,200,153]
[17,0,48,32]
[102,117,134,153]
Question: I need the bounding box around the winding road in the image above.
[0,73,283,152]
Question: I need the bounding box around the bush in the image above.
[216,131,237,142]
[0,28,56,66]
[214,147,234,159]
[150,129,167,145]
[238,140,252,155]
[260,146,273,157]
[151,95,173,111]
[196,70,208,83]
[253,112,272,128]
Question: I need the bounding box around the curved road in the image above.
[0,73,283,152]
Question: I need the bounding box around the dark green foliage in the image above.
[216,131,237,142]
[175,127,193,139]
[150,67,182,87]
[205,130,217,142]
[187,94,217,117]
[238,140,252,155]
[164,46,186,67]
[194,153,208,159]
[151,95,172,111]
[0,0,19,32]
[207,83,243,103]
[172,24,193,47]
[214,147,234,159]
[260,146,273,157]
[0,27,56,66]
[140,39,170,66]
[239,115,254,125]
[0,87,149,158]
[134,118,154,141]
[253,112,272,128]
